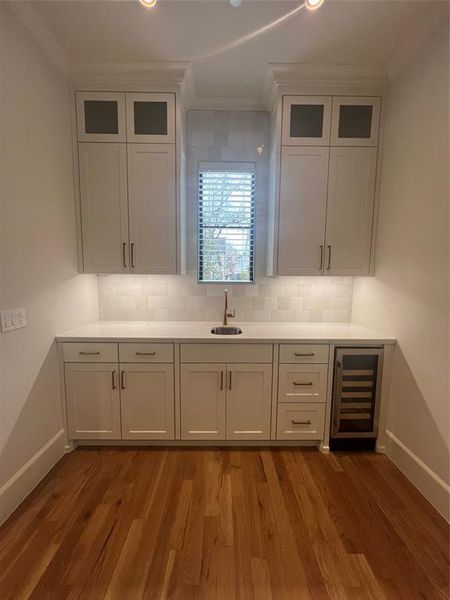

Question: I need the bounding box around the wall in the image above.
[99,110,354,322]
[0,5,98,523]
[352,21,449,518]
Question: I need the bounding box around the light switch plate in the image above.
[1,308,26,332]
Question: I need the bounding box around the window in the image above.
[198,164,255,283]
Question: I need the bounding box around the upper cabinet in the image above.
[282,96,332,146]
[76,92,126,142]
[126,93,175,143]
[330,97,381,146]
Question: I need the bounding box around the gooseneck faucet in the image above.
[223,289,236,326]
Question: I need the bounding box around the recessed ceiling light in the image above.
[139,0,157,8]
[304,0,325,10]
[229,0,243,6]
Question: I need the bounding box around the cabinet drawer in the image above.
[63,342,118,363]
[180,344,273,364]
[278,364,328,403]
[279,344,329,364]
[277,403,325,440]
[119,343,173,363]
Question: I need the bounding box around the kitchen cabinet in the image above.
[126,92,175,143]
[127,144,177,274]
[324,147,377,275]
[226,364,272,440]
[78,143,129,273]
[120,364,174,440]
[277,146,329,275]
[65,362,121,440]
[76,91,126,142]
[277,403,326,441]
[282,95,332,146]
[180,364,226,440]
[330,96,381,146]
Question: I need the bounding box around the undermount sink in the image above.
[211,326,243,335]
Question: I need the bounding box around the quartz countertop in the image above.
[56,321,395,344]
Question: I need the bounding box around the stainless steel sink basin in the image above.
[211,326,243,335]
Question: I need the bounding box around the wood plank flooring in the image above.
[0,448,448,600]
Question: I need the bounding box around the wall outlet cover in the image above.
[0,308,26,332]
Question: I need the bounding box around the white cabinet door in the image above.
[120,364,174,440]
[282,96,332,146]
[78,143,129,273]
[180,364,226,440]
[127,144,177,274]
[325,147,377,276]
[65,363,121,440]
[226,364,272,440]
[278,146,329,275]
[76,92,126,143]
[330,97,381,147]
[126,93,175,144]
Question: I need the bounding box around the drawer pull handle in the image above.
[220,371,224,391]
[112,371,117,390]
[291,420,311,425]
[120,370,125,390]
[294,352,315,357]
[293,381,313,386]
[79,351,100,356]
[135,352,156,356]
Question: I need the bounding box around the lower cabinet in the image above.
[277,403,326,440]
[120,364,174,440]
[180,363,272,440]
[65,363,121,440]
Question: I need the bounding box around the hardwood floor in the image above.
[0,448,448,600]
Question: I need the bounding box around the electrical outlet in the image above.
[1,308,26,332]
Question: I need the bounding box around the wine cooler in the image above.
[331,347,384,450]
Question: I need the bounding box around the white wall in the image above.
[352,21,449,517]
[0,5,98,522]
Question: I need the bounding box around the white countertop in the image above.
[57,321,395,344]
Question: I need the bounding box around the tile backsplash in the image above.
[98,110,353,323]
[98,274,353,323]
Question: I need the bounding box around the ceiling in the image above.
[32,0,446,106]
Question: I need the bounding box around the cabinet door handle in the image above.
[135,352,156,356]
[122,242,127,268]
[220,371,224,391]
[78,351,100,356]
[228,371,232,390]
[294,352,315,357]
[327,245,331,270]
[120,370,125,390]
[291,420,311,425]
[112,371,117,390]
[293,381,313,386]
[319,245,324,270]
[131,243,136,268]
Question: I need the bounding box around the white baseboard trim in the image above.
[0,428,66,526]
[385,429,450,522]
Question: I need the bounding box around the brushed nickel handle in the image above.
[120,370,125,390]
[135,351,156,356]
[291,420,311,425]
[293,381,313,386]
[79,351,100,356]
[327,245,331,270]
[112,371,117,390]
[319,245,324,270]
[294,352,315,357]
[122,242,127,268]
[220,371,224,391]
[229,370,232,390]
[131,243,136,269]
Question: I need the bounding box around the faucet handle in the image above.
[226,309,236,319]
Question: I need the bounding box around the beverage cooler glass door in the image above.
[332,348,384,439]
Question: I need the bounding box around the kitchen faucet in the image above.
[223,289,236,326]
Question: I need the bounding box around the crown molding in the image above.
[263,63,389,110]
[70,60,190,87]
[7,0,69,74]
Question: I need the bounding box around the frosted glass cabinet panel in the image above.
[331,97,381,146]
[282,96,332,145]
[126,93,175,143]
[76,92,126,142]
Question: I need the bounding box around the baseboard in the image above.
[0,428,66,526]
[75,439,319,448]
[385,430,450,522]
